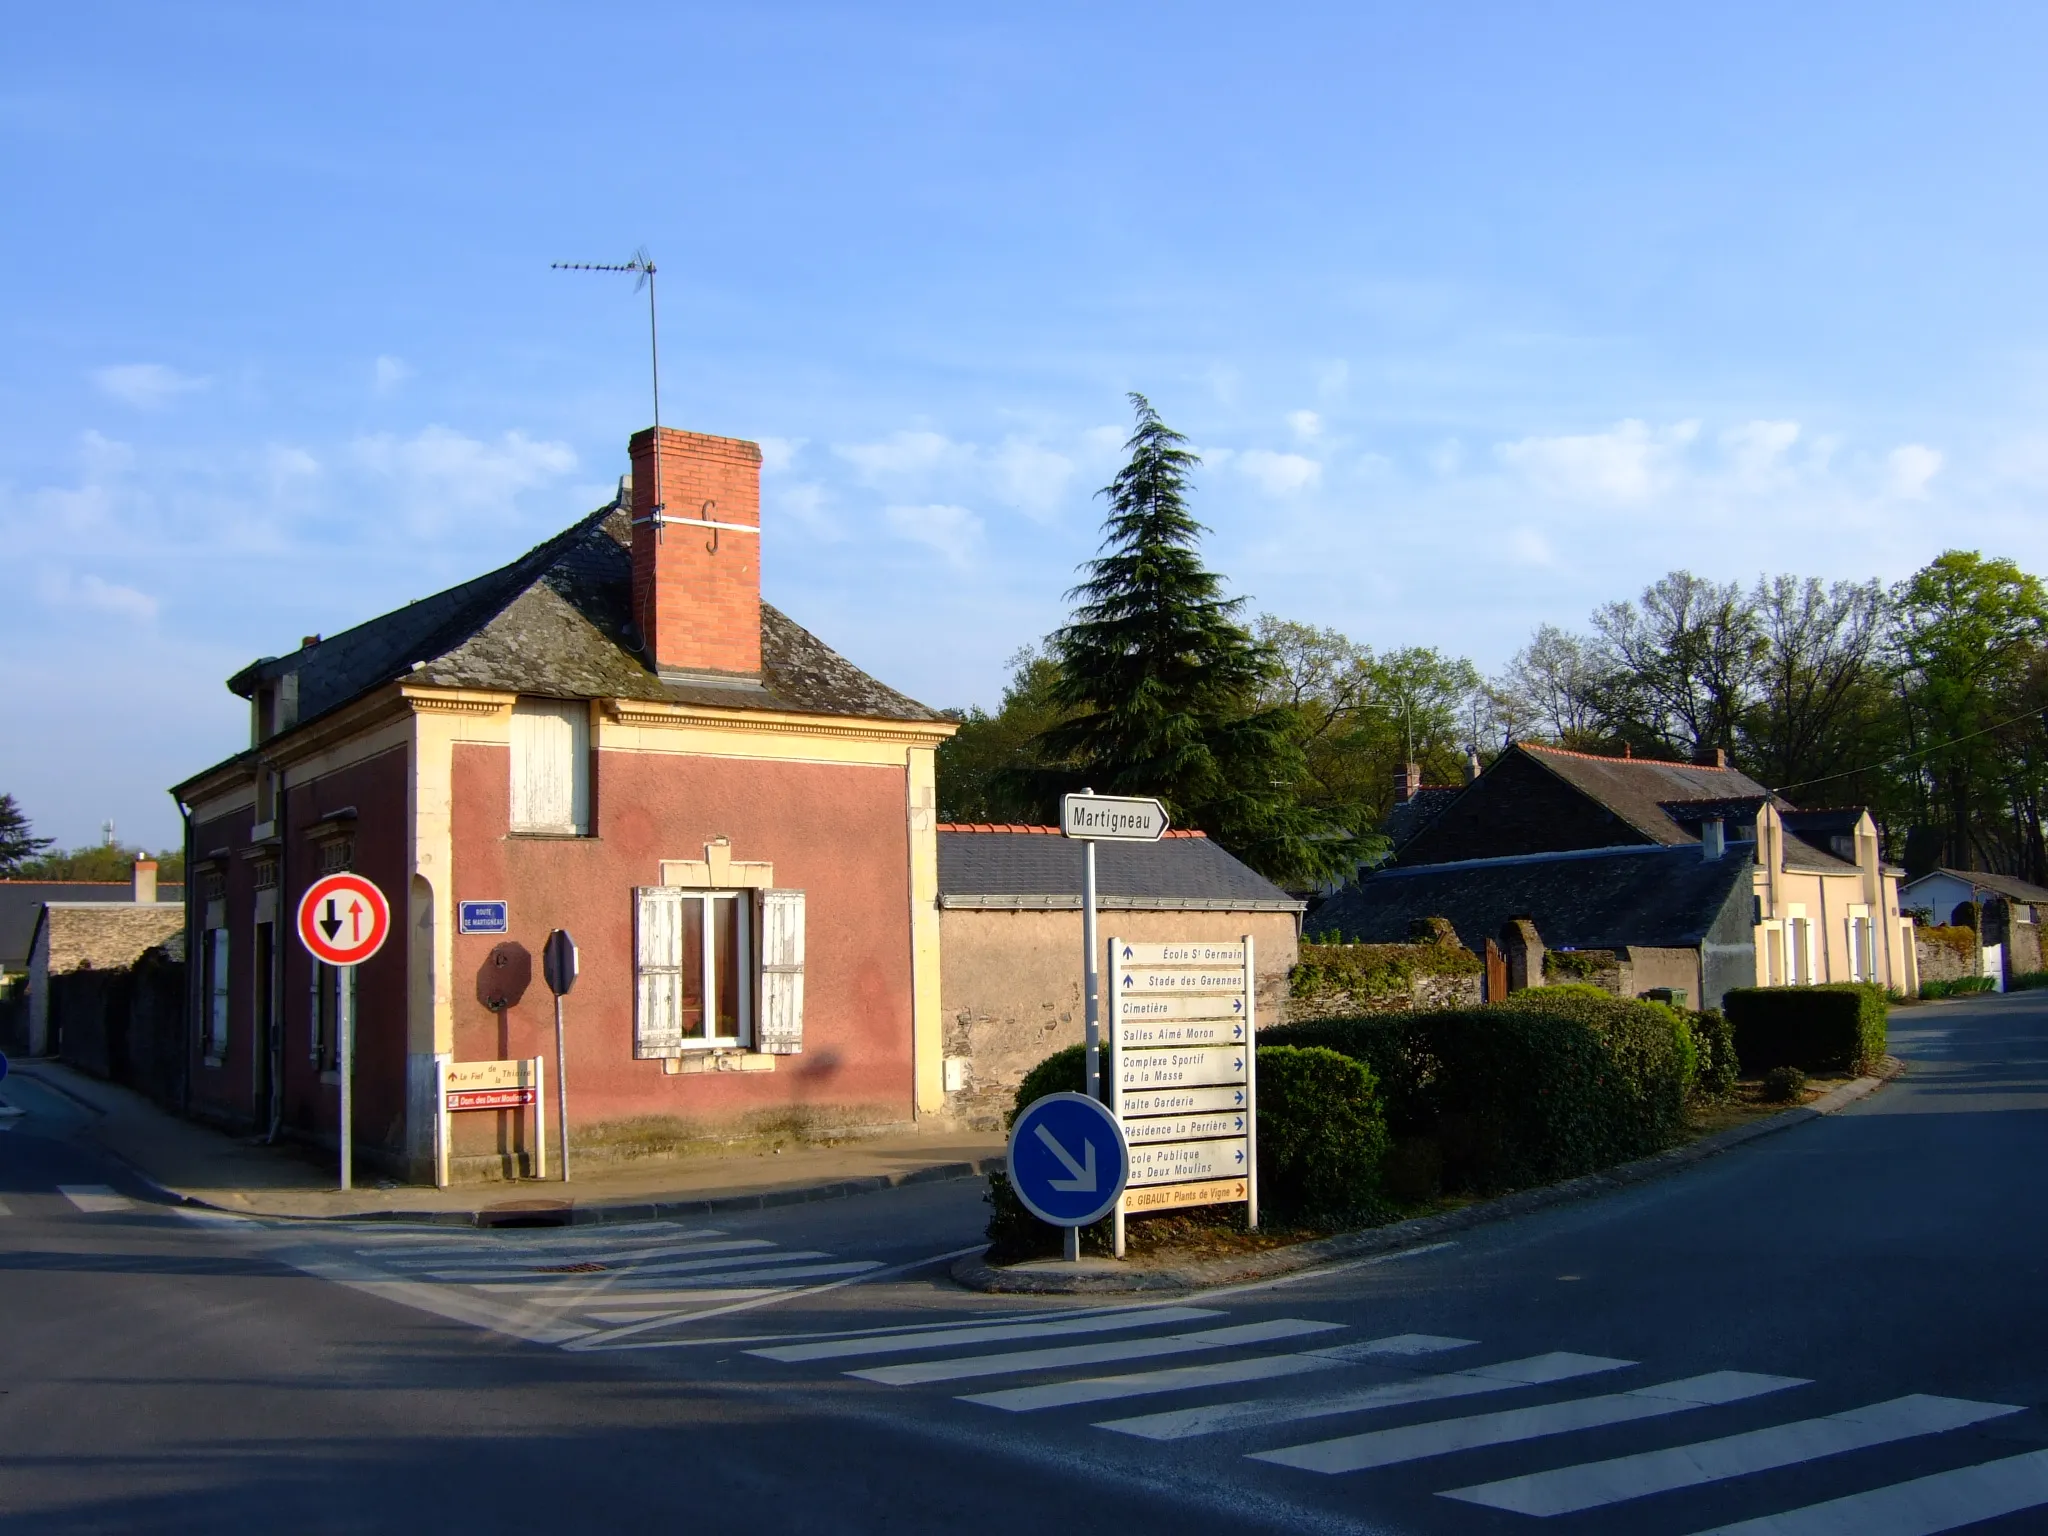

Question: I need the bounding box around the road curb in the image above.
[951,1059,1907,1295]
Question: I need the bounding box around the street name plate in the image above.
[1061,794,1169,841]
[1119,1084,1248,1116]
[446,1059,540,1092]
[1121,1111,1248,1145]
[1114,1017,1247,1049]
[1116,993,1247,1022]
[1119,1044,1248,1090]
[1122,1177,1249,1215]
[1128,1137,1250,1187]
[1120,967,1249,993]
[1115,940,1246,967]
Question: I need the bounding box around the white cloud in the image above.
[1237,449,1322,496]
[372,355,412,394]
[757,435,806,475]
[94,363,207,409]
[776,481,845,542]
[1722,419,1801,485]
[352,426,576,530]
[885,502,981,567]
[990,438,1074,520]
[1497,418,1699,504]
[1287,409,1322,442]
[1507,528,1556,567]
[835,430,967,484]
[40,570,158,622]
[1888,442,1944,499]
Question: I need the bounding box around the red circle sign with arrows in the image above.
[296,872,392,966]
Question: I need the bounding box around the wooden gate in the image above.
[1484,937,1508,1002]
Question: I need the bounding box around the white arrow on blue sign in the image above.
[1006,1091,1129,1228]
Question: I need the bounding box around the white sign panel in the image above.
[1128,1137,1251,1187]
[1061,794,1170,842]
[1120,1083,1248,1117]
[1121,1111,1249,1145]
[1116,993,1247,1022]
[1119,1044,1249,1090]
[1120,967,1249,994]
[1115,1017,1247,1049]
[1114,940,1246,967]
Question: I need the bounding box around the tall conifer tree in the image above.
[1034,394,1344,883]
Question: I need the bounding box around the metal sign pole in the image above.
[1083,837,1100,1102]
[1109,934,1126,1259]
[339,963,353,1192]
[1244,933,1258,1232]
[554,991,571,1182]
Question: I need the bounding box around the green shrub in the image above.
[1920,976,1997,999]
[1686,1009,1740,1100]
[1951,900,1980,931]
[1723,984,1887,1076]
[1265,986,1693,1194]
[1255,1046,1390,1220]
[985,1043,1106,1259]
[2010,971,2048,991]
[1542,949,1615,982]
[1762,1065,1807,1102]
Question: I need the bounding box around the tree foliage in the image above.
[0,794,55,876]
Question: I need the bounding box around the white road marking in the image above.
[381,1237,762,1269]
[963,1334,1477,1413]
[445,1245,812,1282]
[750,1306,1226,1363]
[1254,1370,1808,1474]
[1685,1447,2048,1535]
[59,1184,134,1213]
[1099,1350,1634,1442]
[1444,1394,2025,1516]
[0,1196,12,1215]
[483,1259,882,1291]
[853,1318,1345,1387]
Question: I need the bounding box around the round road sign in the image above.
[1006,1091,1129,1228]
[296,872,392,967]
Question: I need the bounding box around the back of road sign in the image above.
[1007,1092,1129,1228]
[543,929,578,997]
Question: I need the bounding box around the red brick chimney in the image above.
[1393,762,1423,804]
[628,427,763,678]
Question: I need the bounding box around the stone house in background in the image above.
[1901,868,2048,986]
[19,860,185,1057]
[171,424,957,1183]
[935,824,1303,1130]
[1319,742,1912,1009]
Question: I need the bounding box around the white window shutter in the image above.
[635,886,685,1057]
[510,699,589,833]
[758,889,805,1055]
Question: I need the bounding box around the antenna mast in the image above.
[552,250,664,531]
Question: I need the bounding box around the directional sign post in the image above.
[542,929,578,1184]
[1007,1091,1130,1262]
[1060,791,1169,1105]
[295,872,391,1192]
[1108,932,1257,1256]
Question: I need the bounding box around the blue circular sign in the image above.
[0,1050,9,1083]
[1007,1091,1129,1228]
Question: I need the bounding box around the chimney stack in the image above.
[1393,762,1423,804]
[133,858,158,904]
[1701,817,1725,862]
[628,427,763,678]
[1694,745,1729,769]
[1466,750,1483,784]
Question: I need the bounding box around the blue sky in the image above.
[6,4,2047,849]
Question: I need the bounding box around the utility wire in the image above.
[1770,703,2048,799]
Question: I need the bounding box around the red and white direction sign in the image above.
[296,872,392,966]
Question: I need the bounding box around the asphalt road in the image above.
[5,989,2048,1534]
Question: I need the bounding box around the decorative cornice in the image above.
[401,686,516,717]
[604,698,955,745]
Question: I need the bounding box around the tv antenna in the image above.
[552,249,665,533]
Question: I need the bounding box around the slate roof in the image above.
[937,827,1304,912]
[1515,743,1769,846]
[1906,868,2048,905]
[219,498,943,748]
[1,882,186,972]
[1312,844,1753,952]
[1383,786,1462,851]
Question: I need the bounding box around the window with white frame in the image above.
[1787,915,1812,985]
[204,928,230,1058]
[310,961,354,1076]
[510,697,590,835]
[634,887,804,1055]
[1847,908,1875,982]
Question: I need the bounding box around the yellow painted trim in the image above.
[907,743,944,1114]
[601,697,954,747]
[188,784,258,823]
[597,716,921,768]
[660,838,774,890]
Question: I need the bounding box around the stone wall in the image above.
[53,941,187,1109]
[1914,925,1982,986]
[1286,971,1482,1021]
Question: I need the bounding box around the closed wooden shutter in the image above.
[510,698,589,833]
[758,888,805,1055]
[635,886,685,1057]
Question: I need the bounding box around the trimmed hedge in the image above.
[1263,986,1694,1194]
[1686,1009,1740,1100]
[1722,984,1887,1076]
[983,1040,1391,1257]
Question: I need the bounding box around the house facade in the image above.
[1322,743,1912,1008]
[171,426,956,1183]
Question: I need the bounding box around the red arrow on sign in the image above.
[297,872,391,967]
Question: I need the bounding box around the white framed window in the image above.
[310,961,354,1077]
[204,929,230,1058]
[510,697,590,835]
[1847,907,1875,983]
[634,887,804,1056]
[1786,909,1812,985]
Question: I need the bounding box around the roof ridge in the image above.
[1519,741,1737,770]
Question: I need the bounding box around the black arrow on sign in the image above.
[319,898,344,941]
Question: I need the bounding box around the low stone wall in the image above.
[52,945,186,1109]
[1915,925,1982,986]
[1287,971,1482,1021]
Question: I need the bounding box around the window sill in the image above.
[507,829,594,841]
[663,1051,776,1076]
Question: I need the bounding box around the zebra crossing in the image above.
[745,1303,2048,1532]
[187,1213,887,1345]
